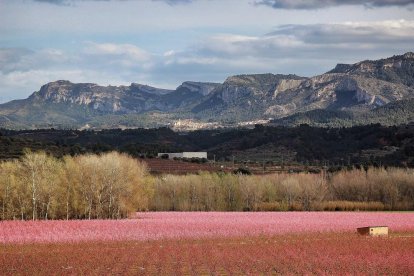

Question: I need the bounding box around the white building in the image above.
[157,152,207,159]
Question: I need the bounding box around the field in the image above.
[1,212,414,275]
[144,158,311,175]
[144,159,224,174]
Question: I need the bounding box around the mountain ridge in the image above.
[1,52,413,130]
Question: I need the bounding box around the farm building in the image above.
[157,152,208,159]
[357,226,389,236]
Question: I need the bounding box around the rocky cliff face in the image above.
[30,80,174,113]
[193,63,414,120]
[192,74,307,116]
[178,81,220,96]
[1,52,413,129]
[329,52,414,87]
[28,80,214,114]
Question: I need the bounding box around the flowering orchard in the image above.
[1,212,414,275]
[1,233,414,275]
[1,212,414,244]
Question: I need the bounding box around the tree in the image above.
[0,161,19,220]
[71,152,151,219]
[20,151,59,220]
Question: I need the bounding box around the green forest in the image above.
[1,123,414,167]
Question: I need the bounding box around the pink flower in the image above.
[1,212,413,244]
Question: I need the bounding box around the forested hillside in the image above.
[1,123,414,167]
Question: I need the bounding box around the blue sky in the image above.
[0,0,413,102]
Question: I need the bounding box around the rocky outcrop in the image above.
[130,83,173,95]
[328,52,414,88]
[178,81,220,96]
[31,81,177,114]
[272,79,303,98]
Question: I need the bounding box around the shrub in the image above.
[255,202,289,211]
[312,201,385,211]
[233,168,251,175]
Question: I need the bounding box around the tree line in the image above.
[0,151,151,220]
[149,168,414,212]
[1,123,414,167]
[1,151,414,220]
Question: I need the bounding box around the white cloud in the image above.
[1,20,413,102]
[0,69,85,102]
[83,42,151,62]
[81,42,154,70]
[255,0,414,9]
[31,0,414,9]
[0,48,73,74]
[151,0,195,5]
[163,50,175,57]
[189,20,414,59]
[155,20,414,83]
[0,42,157,101]
[33,0,197,6]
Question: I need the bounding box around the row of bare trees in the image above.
[150,173,329,211]
[330,168,414,210]
[149,168,414,211]
[1,151,414,220]
[0,151,151,220]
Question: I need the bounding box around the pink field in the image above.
[1,212,414,274]
[1,212,414,244]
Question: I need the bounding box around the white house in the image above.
[157,152,207,159]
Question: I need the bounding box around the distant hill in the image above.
[1,123,414,167]
[1,52,413,129]
[271,98,414,127]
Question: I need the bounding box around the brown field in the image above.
[144,158,230,174]
[144,158,318,175]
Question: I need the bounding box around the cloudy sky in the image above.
[0,0,413,102]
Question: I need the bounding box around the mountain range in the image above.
[1,52,413,130]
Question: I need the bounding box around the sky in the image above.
[0,0,413,102]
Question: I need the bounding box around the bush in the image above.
[233,168,251,175]
[255,202,289,211]
[312,201,385,211]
